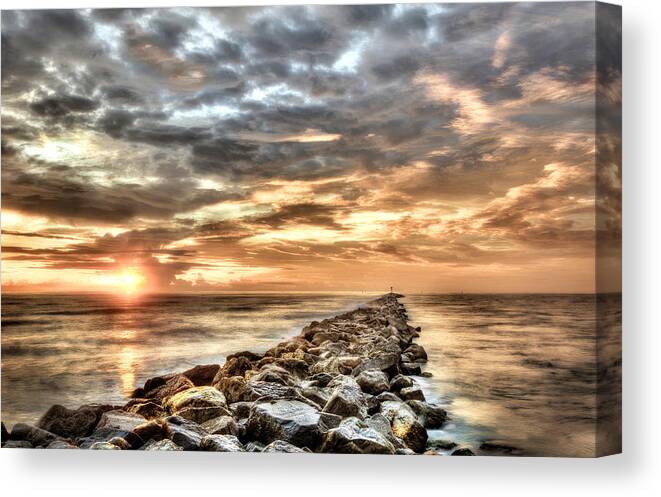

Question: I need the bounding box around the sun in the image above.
[100,269,146,295]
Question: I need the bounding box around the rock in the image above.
[322,376,368,419]
[96,410,146,432]
[427,439,457,451]
[143,374,194,403]
[248,365,296,386]
[309,372,334,387]
[108,436,132,449]
[246,399,323,449]
[77,427,131,449]
[9,423,59,447]
[451,447,475,456]
[299,386,330,408]
[164,386,229,424]
[364,394,380,415]
[226,350,263,362]
[420,372,433,378]
[229,401,253,420]
[90,441,121,450]
[320,417,396,454]
[403,343,427,362]
[376,392,401,403]
[351,352,400,377]
[365,413,408,451]
[3,440,33,448]
[201,416,239,436]
[219,356,253,379]
[131,420,170,447]
[46,440,78,449]
[164,415,207,450]
[141,439,183,451]
[400,362,422,375]
[356,370,389,395]
[389,374,414,393]
[200,434,244,452]
[214,376,249,403]
[406,401,448,429]
[37,404,113,439]
[479,441,523,455]
[399,386,426,402]
[1,422,8,443]
[181,364,221,386]
[215,376,295,403]
[262,440,307,453]
[126,401,166,419]
[245,441,265,452]
[379,401,428,453]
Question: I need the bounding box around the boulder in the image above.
[356,370,389,395]
[108,436,131,449]
[89,441,121,450]
[299,386,330,408]
[1,422,8,443]
[182,364,221,386]
[322,376,368,419]
[126,401,166,420]
[3,440,33,448]
[245,441,266,452]
[400,362,422,376]
[248,365,296,386]
[219,356,253,379]
[376,392,401,403]
[131,420,170,448]
[226,350,263,362]
[451,447,475,456]
[309,372,334,387]
[141,439,183,451]
[9,423,59,447]
[406,401,448,429]
[320,417,396,454]
[164,386,229,424]
[389,374,414,393]
[46,440,78,449]
[246,399,323,449]
[229,401,253,420]
[164,415,207,450]
[215,376,295,403]
[77,427,131,449]
[351,352,400,377]
[379,401,428,453]
[143,374,194,403]
[96,410,146,432]
[365,413,408,451]
[37,404,113,439]
[201,415,239,436]
[403,343,427,362]
[399,386,426,402]
[262,440,307,453]
[200,434,244,452]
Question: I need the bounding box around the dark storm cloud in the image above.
[30,94,99,117]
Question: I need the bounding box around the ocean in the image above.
[0,292,620,456]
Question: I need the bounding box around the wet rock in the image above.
[37,404,113,439]
[399,386,426,402]
[215,376,295,403]
[309,372,334,387]
[399,362,422,375]
[200,434,244,452]
[323,376,368,419]
[262,440,307,453]
[406,401,448,429]
[142,374,195,403]
[245,441,265,452]
[89,441,121,450]
[351,352,400,378]
[356,370,389,395]
[108,436,132,449]
[165,415,207,450]
[403,343,427,362]
[427,439,457,451]
[164,386,229,424]
[202,415,239,436]
[46,440,78,449]
[364,394,380,415]
[141,439,183,451]
[365,413,408,451]
[248,365,296,386]
[182,364,221,386]
[9,423,59,447]
[77,427,130,449]
[319,411,342,430]
[376,392,401,403]
[379,401,428,453]
[1,422,9,443]
[227,350,263,362]
[389,374,414,393]
[219,356,254,379]
[246,399,323,449]
[420,371,433,378]
[126,401,166,420]
[229,401,253,420]
[3,440,33,448]
[131,420,170,448]
[320,417,396,454]
[96,410,146,432]
[299,386,330,408]
[451,447,475,456]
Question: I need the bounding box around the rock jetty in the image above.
[2,293,451,454]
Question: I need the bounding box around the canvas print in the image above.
[1,2,621,457]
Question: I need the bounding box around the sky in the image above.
[1,3,621,294]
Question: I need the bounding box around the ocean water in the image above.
[1,292,620,457]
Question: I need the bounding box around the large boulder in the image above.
[400,362,422,376]
[130,419,170,448]
[399,386,426,402]
[77,427,132,449]
[215,376,295,403]
[402,343,428,363]
[164,386,229,424]
[351,352,400,377]
[182,364,221,386]
[406,400,448,429]
[379,401,428,453]
[46,440,78,449]
[96,410,146,432]
[9,423,59,447]
[320,417,396,454]
[126,401,166,420]
[201,415,239,436]
[141,374,195,403]
[389,374,414,393]
[164,415,207,450]
[262,440,308,453]
[355,370,389,395]
[246,399,324,449]
[200,434,244,452]
[37,404,113,439]
[141,439,182,451]
[322,376,368,419]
